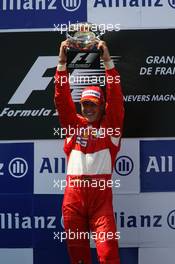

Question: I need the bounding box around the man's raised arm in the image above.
[98,41,124,135]
[54,40,78,129]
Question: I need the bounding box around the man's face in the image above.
[81,101,102,123]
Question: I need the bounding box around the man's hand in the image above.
[97,41,111,62]
[58,40,70,65]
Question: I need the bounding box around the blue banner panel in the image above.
[33,247,138,264]
[140,140,175,192]
[0,0,87,30]
[119,248,138,264]
[33,195,64,248]
[0,194,33,247]
[0,142,34,193]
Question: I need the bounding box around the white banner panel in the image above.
[34,138,139,194]
[114,193,175,247]
[88,0,175,29]
[114,194,140,247]
[0,249,33,264]
[141,1,175,29]
[34,140,66,194]
[139,248,175,264]
[138,193,175,247]
[112,138,140,194]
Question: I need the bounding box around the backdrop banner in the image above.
[0,0,87,30]
[1,30,175,139]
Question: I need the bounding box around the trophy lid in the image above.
[66,22,101,44]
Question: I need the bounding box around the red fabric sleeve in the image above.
[104,67,125,136]
[54,69,78,129]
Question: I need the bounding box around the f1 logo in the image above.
[8,56,57,104]
[70,53,99,64]
[8,55,99,105]
[67,52,100,69]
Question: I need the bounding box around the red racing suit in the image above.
[54,64,124,264]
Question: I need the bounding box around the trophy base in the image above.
[67,50,101,69]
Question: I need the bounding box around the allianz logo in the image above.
[40,157,66,174]
[0,157,28,178]
[115,212,162,228]
[1,0,57,10]
[146,155,173,173]
[93,0,164,8]
[0,213,56,229]
[115,210,175,229]
[115,156,134,176]
[1,0,81,11]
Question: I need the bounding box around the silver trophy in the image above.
[66,22,103,69]
[66,22,102,51]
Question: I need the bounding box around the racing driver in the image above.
[54,40,124,264]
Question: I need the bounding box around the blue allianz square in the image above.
[33,195,64,249]
[119,248,138,264]
[0,0,87,29]
[0,142,34,193]
[140,140,175,192]
[0,194,33,247]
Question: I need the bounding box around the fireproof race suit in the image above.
[54,62,124,264]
